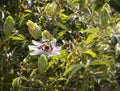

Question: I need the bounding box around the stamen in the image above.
[38,44,53,52]
[38,45,44,49]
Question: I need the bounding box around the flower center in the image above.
[38,44,53,52]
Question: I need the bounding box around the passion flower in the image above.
[28,40,60,56]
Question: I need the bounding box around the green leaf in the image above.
[84,49,97,58]
[64,65,84,79]
[64,65,76,76]
[11,34,25,41]
[38,54,48,74]
[56,22,67,30]
[57,30,66,39]
[81,27,99,34]
[21,76,29,82]
[59,13,68,22]
[86,34,98,45]
[24,9,32,13]
[30,69,37,78]
[12,77,21,89]
[79,0,88,9]
[89,61,110,67]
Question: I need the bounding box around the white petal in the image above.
[55,46,61,49]
[50,50,60,55]
[57,47,61,50]
[29,50,41,55]
[56,52,61,55]
[28,45,38,51]
[32,40,41,46]
[53,47,60,52]
[52,51,60,55]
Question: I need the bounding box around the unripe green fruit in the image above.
[3,16,15,37]
[38,54,48,74]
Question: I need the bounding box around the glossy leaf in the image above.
[89,61,110,67]
[84,49,97,58]
[12,77,21,89]
[11,34,25,41]
[86,34,98,45]
[64,65,84,79]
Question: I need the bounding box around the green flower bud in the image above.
[38,54,48,74]
[100,3,110,25]
[42,30,56,43]
[103,3,111,13]
[26,20,42,39]
[45,2,60,16]
[3,16,15,37]
[100,8,110,25]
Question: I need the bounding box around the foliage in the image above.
[0,0,120,91]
